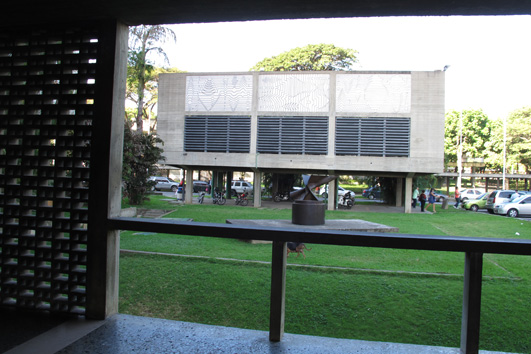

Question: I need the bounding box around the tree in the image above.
[126,66,182,132]
[483,118,505,170]
[506,106,531,173]
[444,109,493,165]
[250,44,358,72]
[122,120,165,205]
[128,25,177,132]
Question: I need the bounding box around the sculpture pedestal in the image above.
[292,200,325,225]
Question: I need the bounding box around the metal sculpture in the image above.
[290,175,337,225]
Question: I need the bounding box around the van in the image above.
[485,190,515,214]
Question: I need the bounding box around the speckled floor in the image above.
[4,313,515,354]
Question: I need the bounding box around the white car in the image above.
[319,185,355,198]
[230,180,265,196]
[459,188,484,202]
[494,195,531,217]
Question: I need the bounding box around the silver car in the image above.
[149,176,180,192]
[494,195,531,217]
[485,190,515,214]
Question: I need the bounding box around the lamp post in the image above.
[457,111,463,190]
[503,116,507,189]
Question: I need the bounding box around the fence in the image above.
[108,217,531,354]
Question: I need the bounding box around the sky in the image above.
[159,16,531,120]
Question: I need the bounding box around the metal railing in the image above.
[108,217,531,354]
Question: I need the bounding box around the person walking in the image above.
[510,190,520,201]
[453,187,461,209]
[419,189,427,212]
[426,188,437,213]
[412,187,419,208]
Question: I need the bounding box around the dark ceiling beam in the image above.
[2,0,531,26]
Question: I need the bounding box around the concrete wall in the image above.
[157,71,445,176]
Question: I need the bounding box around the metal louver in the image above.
[184,116,250,153]
[336,117,410,157]
[257,116,328,155]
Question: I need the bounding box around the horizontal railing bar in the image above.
[108,217,531,256]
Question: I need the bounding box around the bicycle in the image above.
[198,192,205,204]
[212,189,226,205]
[235,190,249,206]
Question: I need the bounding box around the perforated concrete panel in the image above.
[0,26,102,315]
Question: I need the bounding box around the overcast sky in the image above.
[160,16,531,120]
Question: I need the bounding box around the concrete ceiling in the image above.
[2,0,531,27]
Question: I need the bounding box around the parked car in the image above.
[494,195,531,217]
[362,186,381,200]
[463,192,489,212]
[148,176,180,192]
[485,189,516,214]
[319,185,355,198]
[231,180,254,196]
[433,192,448,202]
[459,188,484,202]
[193,180,209,193]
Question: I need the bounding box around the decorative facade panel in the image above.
[258,74,329,112]
[185,75,252,112]
[336,74,411,113]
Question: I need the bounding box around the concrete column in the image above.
[404,177,412,213]
[396,177,403,207]
[250,72,259,154]
[185,168,194,204]
[86,21,127,320]
[253,170,262,208]
[327,178,336,211]
[328,72,337,157]
[226,171,232,199]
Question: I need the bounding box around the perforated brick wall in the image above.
[0,26,101,315]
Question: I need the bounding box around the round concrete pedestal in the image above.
[292,200,325,225]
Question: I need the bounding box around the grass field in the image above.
[119,196,531,353]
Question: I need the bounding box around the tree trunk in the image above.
[135,65,145,132]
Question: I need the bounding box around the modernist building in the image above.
[1,1,530,353]
[158,70,445,210]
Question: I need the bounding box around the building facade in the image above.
[158,70,445,208]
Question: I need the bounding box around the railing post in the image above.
[269,241,287,341]
[460,252,484,354]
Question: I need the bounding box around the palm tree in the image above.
[128,25,176,132]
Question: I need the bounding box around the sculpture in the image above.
[290,174,337,225]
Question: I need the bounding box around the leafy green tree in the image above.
[506,106,531,173]
[128,25,177,132]
[483,118,505,170]
[250,44,358,71]
[444,109,493,165]
[122,120,165,205]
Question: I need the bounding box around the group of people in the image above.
[411,187,437,213]
[413,187,530,213]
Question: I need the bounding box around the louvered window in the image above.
[257,116,328,155]
[336,117,410,157]
[184,116,250,153]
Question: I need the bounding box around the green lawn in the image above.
[119,198,531,353]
